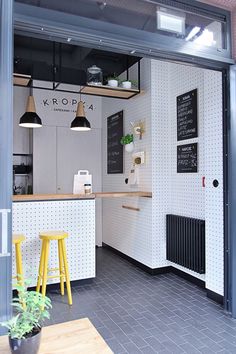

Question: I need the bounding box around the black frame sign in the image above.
[107,110,124,174]
[177,88,198,141]
[177,143,198,173]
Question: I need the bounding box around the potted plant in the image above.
[121,79,138,89]
[107,75,120,87]
[120,133,134,152]
[1,280,51,354]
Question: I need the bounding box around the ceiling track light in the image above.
[19,89,42,128]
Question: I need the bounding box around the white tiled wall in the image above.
[13,200,96,287]
[102,59,153,267]
[204,70,224,295]
[164,63,206,282]
[103,58,224,294]
[151,60,171,270]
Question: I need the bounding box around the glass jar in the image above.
[84,183,92,195]
[87,65,103,86]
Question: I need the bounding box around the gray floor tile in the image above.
[45,248,236,354]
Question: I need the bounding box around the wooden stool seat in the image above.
[36,230,72,306]
[12,233,25,285]
[12,234,25,244]
[39,231,68,241]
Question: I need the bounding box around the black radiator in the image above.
[166,215,205,274]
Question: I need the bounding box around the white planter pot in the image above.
[125,142,134,153]
[108,79,118,87]
[121,81,132,89]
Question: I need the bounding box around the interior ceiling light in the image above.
[185,26,201,41]
[19,91,42,128]
[70,99,91,132]
[194,28,216,47]
[157,7,185,35]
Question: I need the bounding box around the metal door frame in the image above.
[0,0,13,333]
[11,0,236,317]
[1,0,236,331]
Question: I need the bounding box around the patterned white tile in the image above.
[12,200,96,287]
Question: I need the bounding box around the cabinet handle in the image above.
[122,205,140,212]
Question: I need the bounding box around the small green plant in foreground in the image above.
[1,279,51,339]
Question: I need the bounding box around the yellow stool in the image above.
[36,231,72,305]
[12,234,25,286]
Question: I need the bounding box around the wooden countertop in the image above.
[13,191,152,202]
[0,318,113,354]
[13,194,96,202]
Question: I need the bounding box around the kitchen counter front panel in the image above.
[13,199,95,286]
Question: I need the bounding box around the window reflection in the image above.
[16,0,227,50]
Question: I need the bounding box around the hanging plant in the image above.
[120,134,134,145]
[120,134,134,153]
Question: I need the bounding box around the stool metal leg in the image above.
[61,239,72,305]
[41,240,50,297]
[15,243,23,286]
[58,240,64,296]
[36,240,45,292]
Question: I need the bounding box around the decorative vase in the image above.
[125,142,134,153]
[121,81,132,89]
[108,79,118,87]
[9,328,42,354]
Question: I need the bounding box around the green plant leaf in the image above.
[0,278,51,339]
[120,133,134,145]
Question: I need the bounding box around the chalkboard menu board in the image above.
[177,143,198,173]
[107,111,123,174]
[177,89,198,141]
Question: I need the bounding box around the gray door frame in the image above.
[229,66,236,316]
[13,2,235,316]
[0,0,13,333]
[1,0,235,327]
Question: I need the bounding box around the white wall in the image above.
[102,59,153,267]
[33,89,103,246]
[151,61,223,294]
[13,87,30,154]
[13,88,103,246]
[151,62,206,281]
[102,59,224,295]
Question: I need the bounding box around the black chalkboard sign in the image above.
[107,111,124,174]
[177,89,198,141]
[177,143,198,173]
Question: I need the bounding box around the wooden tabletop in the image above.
[0,318,113,354]
[13,191,152,202]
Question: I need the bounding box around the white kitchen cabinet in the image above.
[56,127,101,194]
[33,125,102,246]
[33,126,57,194]
[13,87,31,154]
[33,126,101,194]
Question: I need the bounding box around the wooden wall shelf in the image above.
[95,192,152,198]
[80,85,140,99]
[13,73,31,86]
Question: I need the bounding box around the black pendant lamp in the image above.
[19,92,42,128]
[70,100,91,131]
